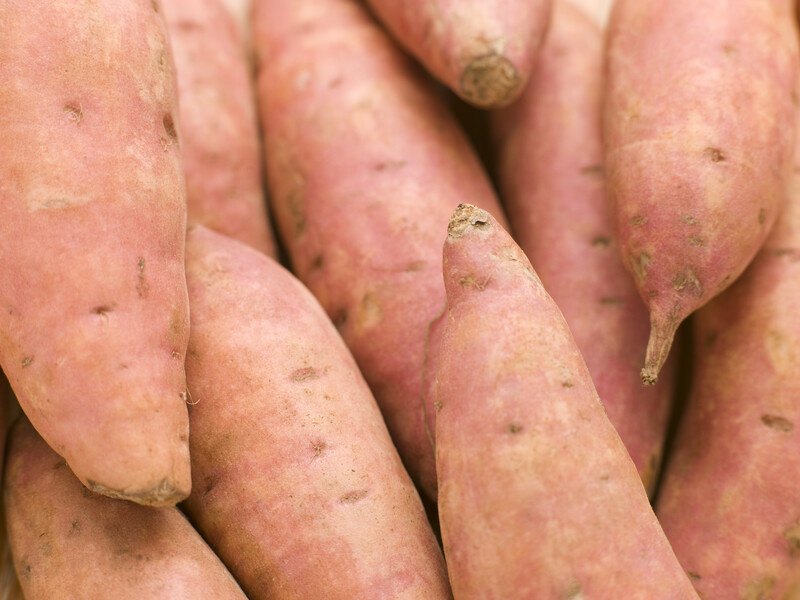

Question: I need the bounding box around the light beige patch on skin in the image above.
[765,328,797,375]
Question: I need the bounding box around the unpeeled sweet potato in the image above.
[253,0,506,498]
[655,112,800,599]
[435,205,697,599]
[0,0,191,505]
[604,0,799,384]
[5,418,246,600]
[493,0,672,492]
[365,0,553,108]
[181,226,452,600]
[161,0,274,255]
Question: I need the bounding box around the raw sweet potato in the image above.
[365,0,553,108]
[655,113,800,599]
[604,0,799,384]
[4,418,246,600]
[161,0,274,255]
[182,226,452,600]
[493,0,672,492]
[0,0,191,505]
[435,204,698,599]
[253,0,506,498]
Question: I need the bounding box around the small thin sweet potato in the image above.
[435,205,697,599]
[182,226,452,600]
[4,418,246,600]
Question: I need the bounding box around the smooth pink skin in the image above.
[182,227,452,600]
[0,0,191,505]
[436,205,698,600]
[604,0,799,383]
[366,0,552,108]
[161,0,275,256]
[493,1,672,493]
[253,0,505,500]
[655,117,800,599]
[4,419,247,600]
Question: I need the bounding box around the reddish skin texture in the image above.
[4,419,247,600]
[656,120,800,600]
[365,0,552,108]
[253,0,506,499]
[0,0,190,505]
[493,1,672,493]
[436,205,698,600]
[604,0,799,385]
[182,227,452,600]
[161,0,275,256]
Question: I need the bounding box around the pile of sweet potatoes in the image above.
[0,0,798,597]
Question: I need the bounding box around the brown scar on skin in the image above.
[580,164,604,176]
[64,104,83,123]
[631,252,651,284]
[21,356,33,368]
[681,214,699,225]
[339,489,369,504]
[672,268,703,298]
[758,208,767,224]
[591,236,611,248]
[704,147,725,162]
[459,275,491,290]
[136,257,150,298]
[290,367,319,382]
[761,414,793,432]
[630,215,647,227]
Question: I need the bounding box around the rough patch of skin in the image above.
[435,204,697,599]
[160,0,276,255]
[253,0,506,500]
[656,124,800,599]
[0,0,191,504]
[5,419,247,600]
[364,0,553,107]
[605,0,799,384]
[492,1,673,493]
[182,227,452,600]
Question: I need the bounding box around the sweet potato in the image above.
[4,418,246,600]
[365,0,552,108]
[253,0,506,498]
[435,204,698,599]
[604,0,799,384]
[161,0,274,255]
[655,113,800,599]
[0,0,191,505]
[492,0,672,492]
[181,226,451,600]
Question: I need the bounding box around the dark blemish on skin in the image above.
[21,565,31,579]
[580,164,604,176]
[705,147,725,162]
[761,414,793,432]
[591,236,611,248]
[689,236,705,247]
[69,520,81,536]
[311,440,327,458]
[333,309,348,329]
[759,208,767,224]
[203,476,214,496]
[119,363,129,370]
[290,367,319,382]
[405,260,426,272]
[632,252,651,284]
[600,297,624,306]
[310,254,324,270]
[562,380,574,389]
[630,215,647,227]
[681,214,699,225]
[64,104,83,124]
[373,160,407,172]
[773,248,797,258]
[136,258,150,298]
[92,305,114,316]
[53,460,66,471]
[721,43,736,55]
[163,114,178,144]
[151,0,159,12]
[339,489,369,504]
[599,474,611,481]
[434,400,443,412]
[705,331,718,348]
[672,268,703,298]
[21,356,33,368]
[459,275,491,290]
[508,423,523,434]
[784,523,800,555]
[687,572,702,581]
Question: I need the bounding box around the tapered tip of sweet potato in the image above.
[640,316,679,386]
[459,52,521,108]
[86,477,189,507]
[447,204,492,239]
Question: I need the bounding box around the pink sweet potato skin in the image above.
[655,116,800,599]
[253,0,506,499]
[604,0,799,383]
[161,0,275,256]
[436,205,698,600]
[4,419,246,600]
[366,0,552,108]
[0,0,190,505]
[182,227,452,600]
[493,1,672,492]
